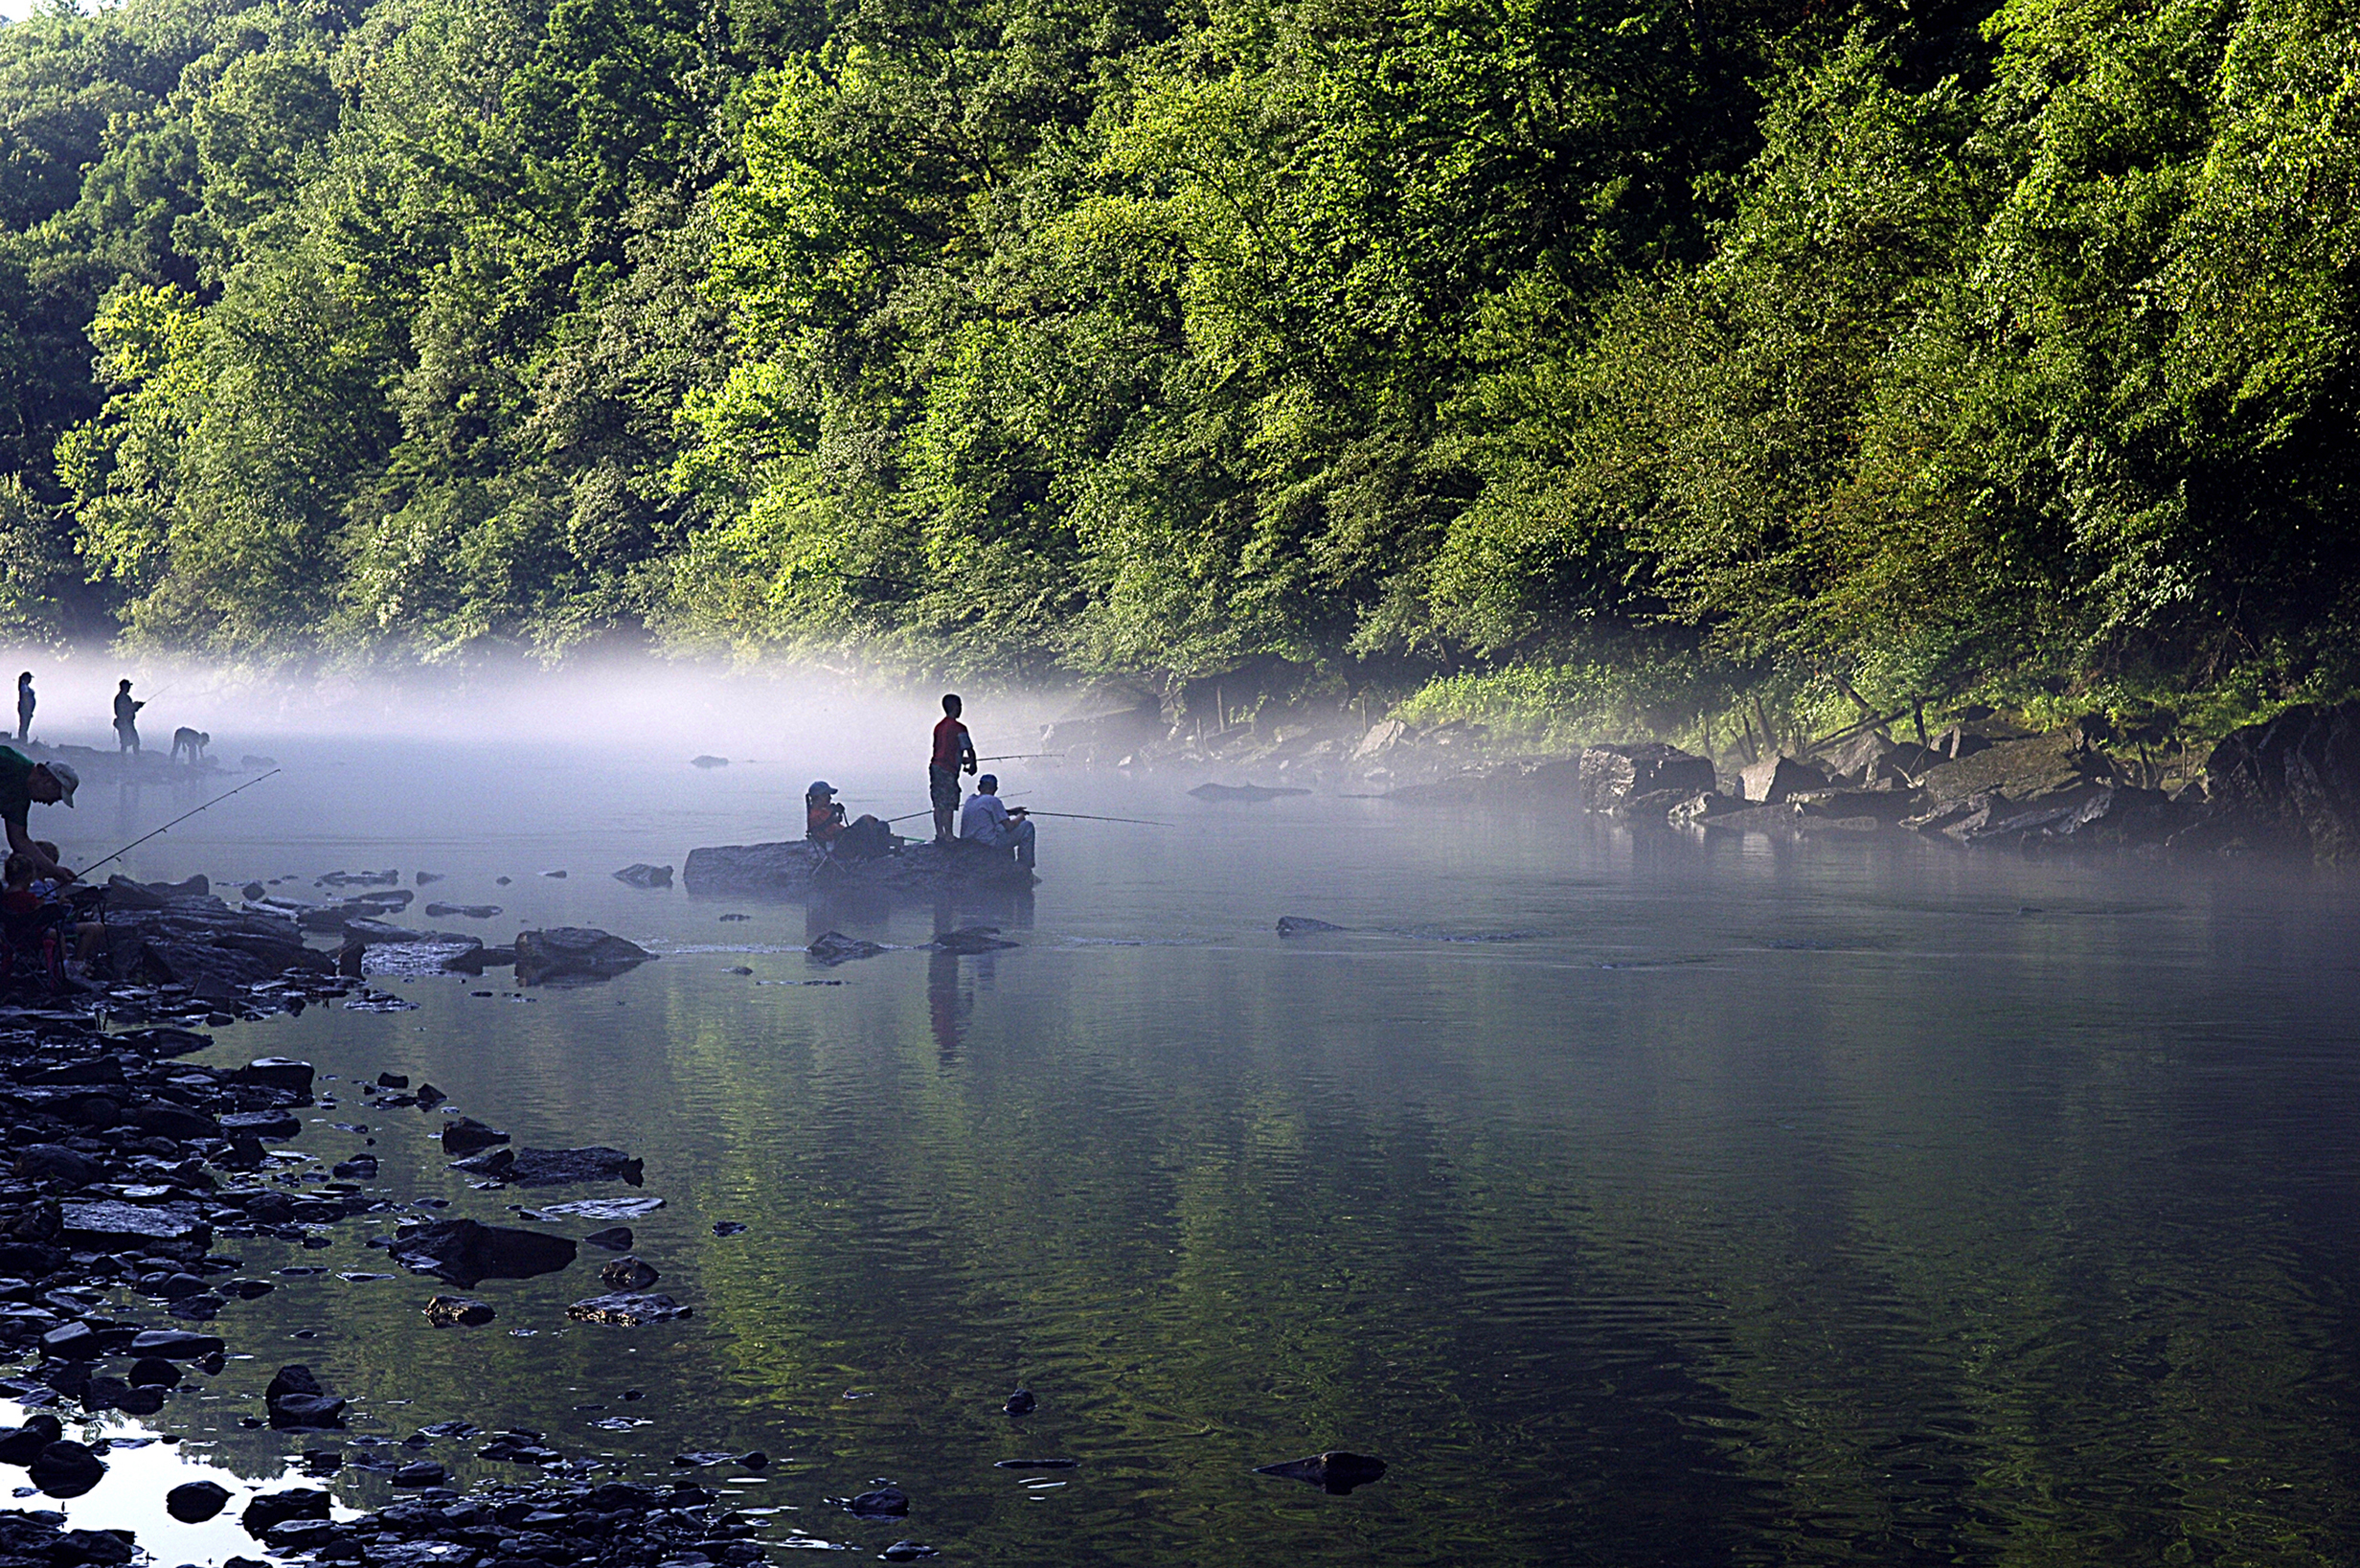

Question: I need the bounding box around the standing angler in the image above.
[112,680,143,755]
[0,747,78,883]
[12,672,30,744]
[930,693,978,843]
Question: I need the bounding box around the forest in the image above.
[0,0,2354,738]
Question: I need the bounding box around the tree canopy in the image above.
[1,0,2356,727]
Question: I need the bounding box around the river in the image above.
[30,737,2360,1566]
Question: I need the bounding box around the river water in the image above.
[34,739,2360,1566]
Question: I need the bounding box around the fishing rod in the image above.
[78,768,283,877]
[880,805,1173,828]
[975,753,1064,761]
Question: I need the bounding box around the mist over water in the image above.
[6,665,2359,1565]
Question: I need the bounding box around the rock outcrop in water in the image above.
[93,875,334,1003]
[685,837,1037,896]
[513,928,653,984]
[1253,1450,1388,1493]
[381,1218,578,1288]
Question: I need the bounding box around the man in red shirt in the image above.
[930,694,977,842]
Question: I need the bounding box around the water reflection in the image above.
[25,739,2360,1567]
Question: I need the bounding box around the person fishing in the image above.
[13,672,31,744]
[806,781,894,861]
[959,774,1035,869]
[0,747,78,883]
[930,693,978,843]
[112,679,143,755]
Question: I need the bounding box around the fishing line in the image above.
[79,768,284,877]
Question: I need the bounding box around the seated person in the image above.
[806,781,847,843]
[807,782,894,861]
[957,774,1035,868]
[27,842,103,966]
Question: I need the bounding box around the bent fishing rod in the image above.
[78,768,283,878]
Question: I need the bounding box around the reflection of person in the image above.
[927,948,964,1062]
[958,774,1035,868]
[0,747,77,883]
[112,680,143,755]
[13,672,31,743]
[929,693,976,842]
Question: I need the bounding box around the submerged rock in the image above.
[440,1117,510,1155]
[385,1218,578,1288]
[1004,1388,1036,1416]
[449,1146,644,1187]
[838,1486,909,1518]
[1253,1450,1387,1493]
[807,931,885,965]
[565,1291,692,1326]
[582,1225,635,1251]
[690,755,730,768]
[422,1295,496,1328]
[265,1365,347,1430]
[927,926,1016,953]
[612,863,674,888]
[1276,915,1348,935]
[424,902,502,919]
[599,1256,660,1289]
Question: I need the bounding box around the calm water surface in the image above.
[42,739,2360,1565]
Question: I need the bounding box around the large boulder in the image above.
[1577,743,1715,810]
[1917,726,2113,810]
[1738,754,1827,805]
[513,928,653,985]
[2189,701,2360,859]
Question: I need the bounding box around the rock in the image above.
[13,1145,94,1187]
[387,1219,578,1287]
[0,1415,61,1466]
[128,1329,225,1359]
[599,1257,659,1289]
[513,927,653,984]
[690,755,730,768]
[881,1544,939,1562]
[1667,791,1740,825]
[1819,729,1896,782]
[375,1073,410,1088]
[424,902,502,919]
[238,1057,315,1095]
[59,1199,209,1255]
[565,1292,692,1326]
[583,1226,635,1251]
[221,1108,300,1140]
[1918,726,2113,810]
[240,1487,330,1535]
[392,1461,448,1487]
[542,869,568,878]
[521,1194,665,1221]
[1738,754,1828,806]
[2188,701,2360,858]
[1276,915,1349,935]
[127,1357,179,1387]
[422,1294,496,1328]
[806,930,885,965]
[51,1529,133,1566]
[1607,786,1706,823]
[712,1220,747,1236]
[132,1102,220,1139]
[1005,1388,1036,1416]
[265,1365,347,1429]
[1577,743,1716,809]
[167,1479,231,1522]
[1351,718,1409,761]
[613,863,674,888]
[331,1156,378,1179]
[926,926,1016,953]
[1253,1450,1387,1493]
[441,1117,511,1156]
[29,1440,104,1496]
[841,1486,909,1517]
[450,1147,644,1188]
[991,1457,1079,1469]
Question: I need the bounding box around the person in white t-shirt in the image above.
[957,774,1035,868]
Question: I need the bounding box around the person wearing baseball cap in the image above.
[0,745,77,882]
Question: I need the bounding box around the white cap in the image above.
[44,761,76,807]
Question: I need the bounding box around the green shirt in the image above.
[0,746,34,828]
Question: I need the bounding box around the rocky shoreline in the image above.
[0,877,826,1568]
[1116,695,2360,863]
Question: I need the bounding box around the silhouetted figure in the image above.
[13,673,30,744]
[170,727,209,763]
[930,693,977,842]
[112,680,143,755]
